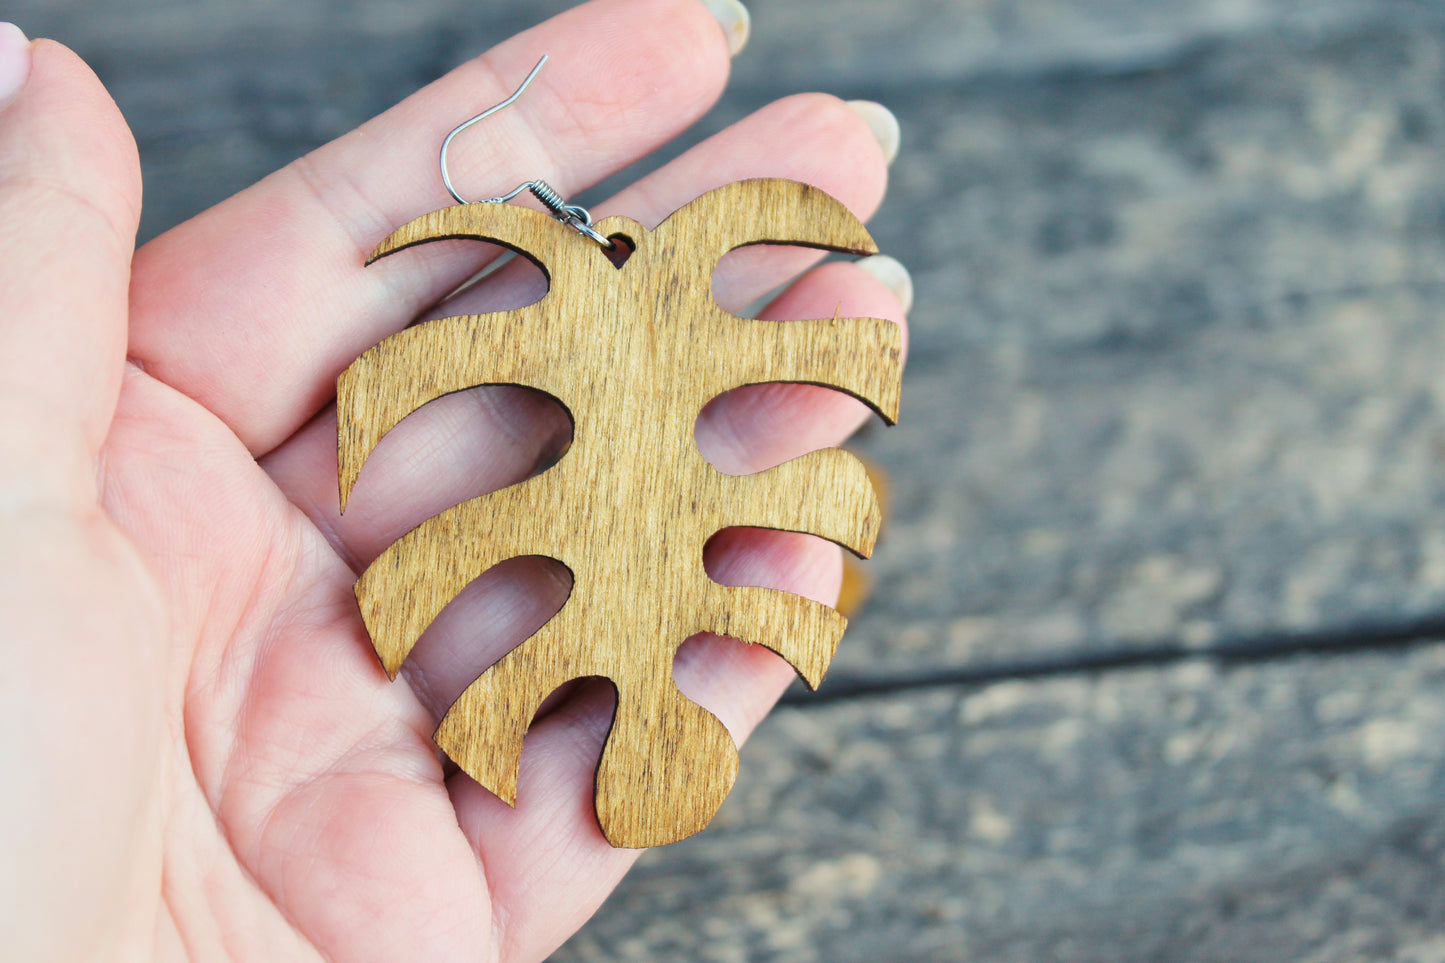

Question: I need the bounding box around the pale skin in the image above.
[0,0,908,960]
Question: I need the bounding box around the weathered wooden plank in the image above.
[12,0,1432,84]
[843,20,1445,672]
[559,643,1445,962]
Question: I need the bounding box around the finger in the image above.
[128,0,737,456]
[696,256,913,475]
[0,32,160,963]
[261,91,893,571]
[0,35,141,499]
[268,383,573,574]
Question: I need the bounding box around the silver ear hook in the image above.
[440,55,615,249]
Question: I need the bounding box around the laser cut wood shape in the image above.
[338,178,902,848]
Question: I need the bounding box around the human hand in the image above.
[0,1,908,959]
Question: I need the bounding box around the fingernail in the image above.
[0,23,31,109]
[701,0,750,57]
[847,100,900,166]
[857,255,914,313]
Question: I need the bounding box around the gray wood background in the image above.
[15,0,1445,959]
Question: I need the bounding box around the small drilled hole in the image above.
[605,234,635,269]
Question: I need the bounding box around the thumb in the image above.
[0,26,141,503]
[0,26,163,963]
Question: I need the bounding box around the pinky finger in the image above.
[696,254,913,477]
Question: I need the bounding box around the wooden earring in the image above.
[338,57,902,848]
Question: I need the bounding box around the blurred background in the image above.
[15,0,1445,959]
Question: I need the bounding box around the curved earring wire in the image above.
[439,55,614,249]
[439,55,546,206]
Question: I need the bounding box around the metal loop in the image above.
[439,55,614,250]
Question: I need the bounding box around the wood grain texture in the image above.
[338,178,902,848]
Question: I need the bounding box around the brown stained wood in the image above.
[838,457,890,618]
[338,178,902,848]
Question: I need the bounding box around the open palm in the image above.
[1,2,906,960]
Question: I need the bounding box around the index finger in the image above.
[126,0,738,455]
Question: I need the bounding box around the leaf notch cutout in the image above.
[339,178,902,847]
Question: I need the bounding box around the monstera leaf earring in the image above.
[338,57,902,849]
